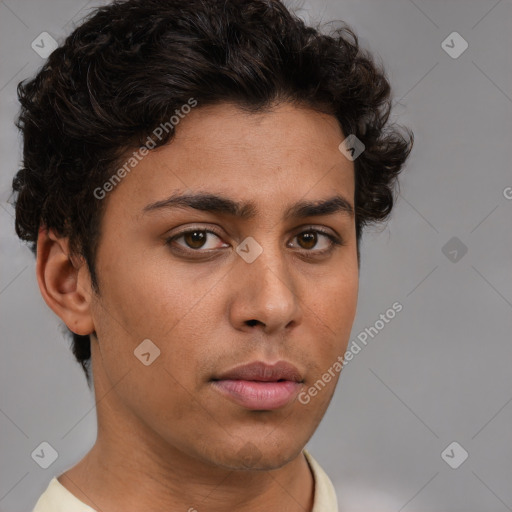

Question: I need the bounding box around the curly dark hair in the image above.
[11,0,413,385]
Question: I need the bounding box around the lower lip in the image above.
[212,379,302,410]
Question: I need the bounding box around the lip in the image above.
[211,361,304,410]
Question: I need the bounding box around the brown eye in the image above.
[165,227,228,253]
[297,231,318,250]
[183,230,207,249]
[288,227,343,256]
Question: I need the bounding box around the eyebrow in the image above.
[142,191,354,220]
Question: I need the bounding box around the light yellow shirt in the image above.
[32,448,338,511]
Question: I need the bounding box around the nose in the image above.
[228,245,302,334]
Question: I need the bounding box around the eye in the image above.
[288,228,343,255]
[165,228,228,251]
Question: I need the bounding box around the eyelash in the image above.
[164,225,344,257]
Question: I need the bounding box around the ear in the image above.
[36,226,95,336]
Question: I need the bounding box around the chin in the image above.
[207,439,303,471]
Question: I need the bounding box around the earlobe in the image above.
[36,226,95,336]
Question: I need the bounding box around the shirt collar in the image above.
[303,448,339,512]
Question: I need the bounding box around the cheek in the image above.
[317,270,358,332]
[94,261,214,388]
[298,275,358,413]
[90,290,209,430]
[98,253,195,341]
[307,270,358,381]
[337,277,359,335]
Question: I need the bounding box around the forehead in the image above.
[104,102,355,219]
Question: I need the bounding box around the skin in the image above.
[36,102,359,512]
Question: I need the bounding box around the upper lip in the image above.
[213,361,303,383]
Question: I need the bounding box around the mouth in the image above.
[211,361,304,411]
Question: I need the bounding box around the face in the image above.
[87,102,358,470]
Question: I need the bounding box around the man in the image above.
[12,0,413,510]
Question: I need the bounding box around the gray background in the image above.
[1,0,511,511]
